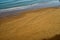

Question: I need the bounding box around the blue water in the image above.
[0,0,58,9]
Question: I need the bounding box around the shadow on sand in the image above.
[43,34,60,40]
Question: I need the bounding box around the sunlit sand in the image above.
[0,7,60,40]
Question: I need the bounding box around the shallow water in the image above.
[0,0,58,9]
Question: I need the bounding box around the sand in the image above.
[0,7,60,40]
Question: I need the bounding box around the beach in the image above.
[0,7,60,40]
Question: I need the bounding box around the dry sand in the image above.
[0,7,60,40]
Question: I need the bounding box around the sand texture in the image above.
[0,7,60,40]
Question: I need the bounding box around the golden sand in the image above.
[0,7,60,40]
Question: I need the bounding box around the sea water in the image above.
[0,0,59,9]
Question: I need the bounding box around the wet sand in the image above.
[0,7,60,40]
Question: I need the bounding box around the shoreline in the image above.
[0,1,60,17]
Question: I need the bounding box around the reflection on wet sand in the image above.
[0,7,60,40]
